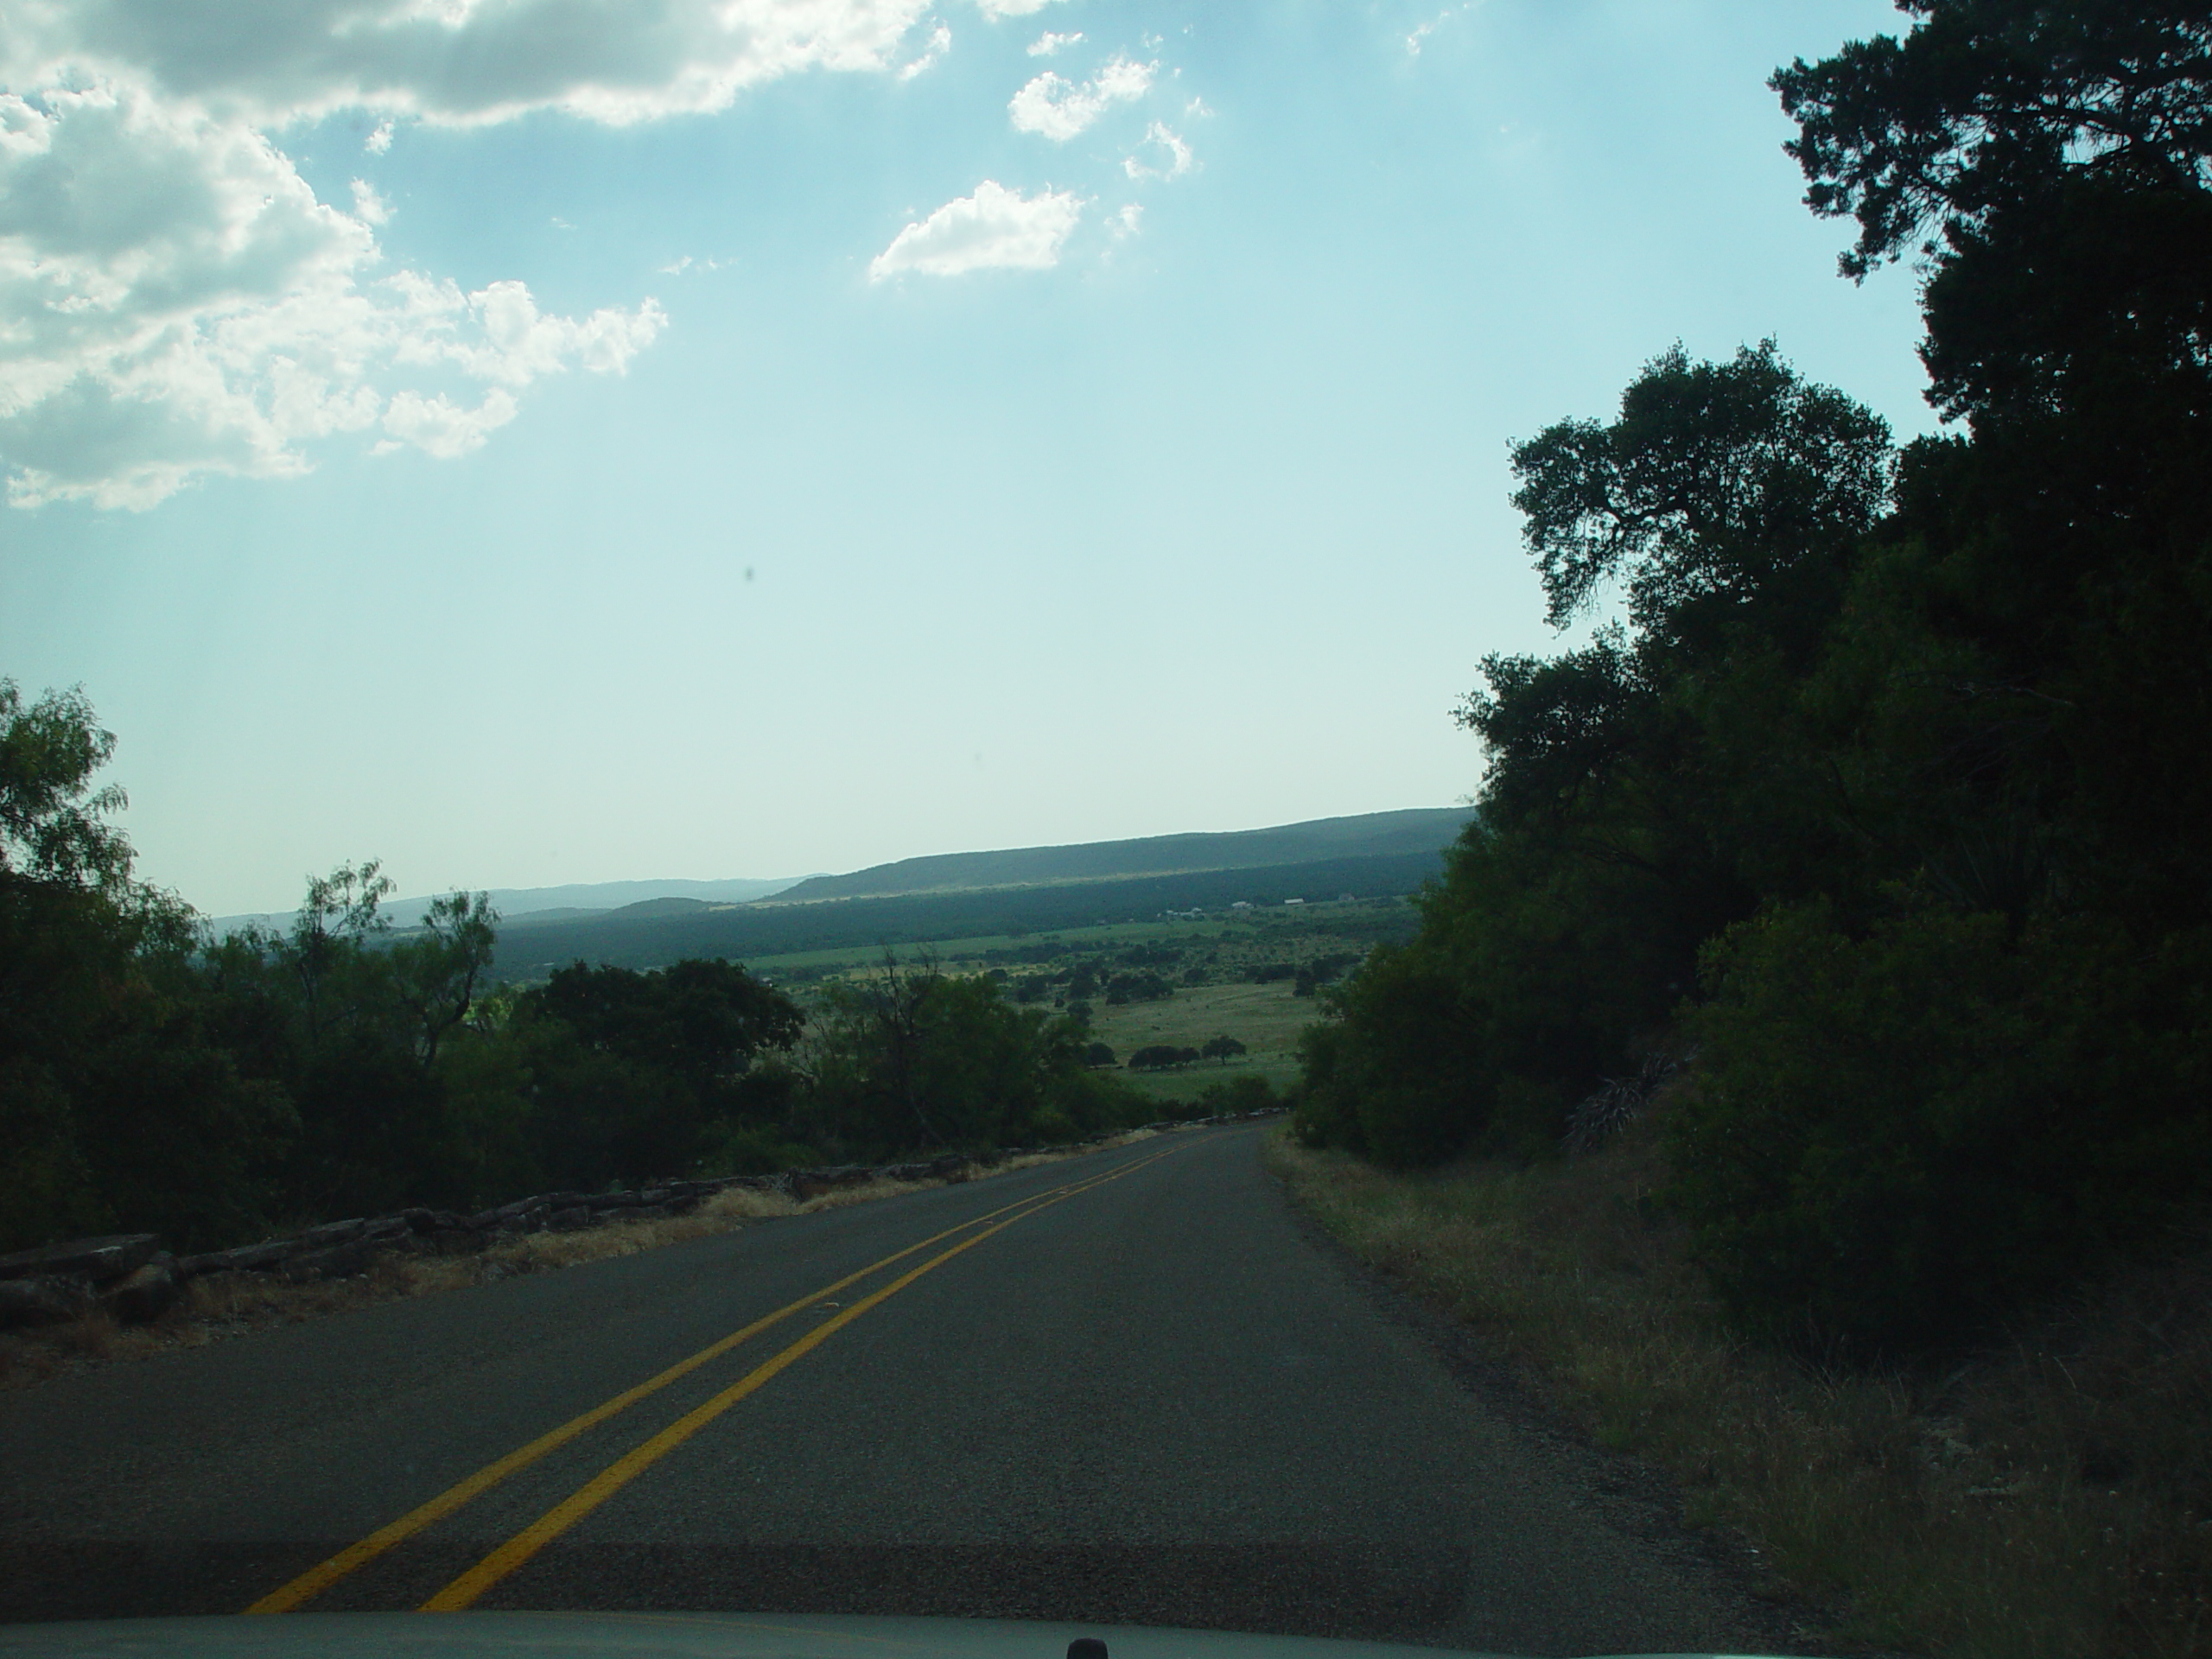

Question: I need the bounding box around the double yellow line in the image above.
[247,1144,1181,1616]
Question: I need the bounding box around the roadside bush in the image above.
[1672,894,2212,1354]
[1194,1072,1280,1116]
[703,1112,819,1177]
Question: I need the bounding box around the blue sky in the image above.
[1,0,1931,915]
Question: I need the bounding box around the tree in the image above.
[1,683,293,1250]
[1296,3,2212,1358]
[1776,4,2212,285]
[0,681,134,889]
[1772,0,2212,423]
[1201,1035,1247,1065]
[391,892,500,1069]
[798,954,1144,1154]
[1777,0,2212,934]
[520,957,806,1186]
[1507,341,1891,659]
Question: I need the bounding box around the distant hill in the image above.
[764,808,1475,905]
[480,810,1479,977]
[490,849,1454,977]
[213,874,807,937]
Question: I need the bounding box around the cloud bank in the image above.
[0,0,960,509]
[869,181,1083,280]
[0,0,939,130]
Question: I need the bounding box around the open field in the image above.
[740,917,1245,977]
[1120,1051,1303,1103]
[1088,979,1317,1086]
[492,899,1418,992]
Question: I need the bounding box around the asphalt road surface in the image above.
[0,1128,1808,1656]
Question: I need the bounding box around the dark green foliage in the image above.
[531,958,801,1093]
[511,959,804,1189]
[1128,1045,1202,1071]
[1117,944,1182,968]
[1201,1035,1247,1064]
[1103,970,1173,1005]
[0,682,133,889]
[0,683,296,1252]
[1509,340,1891,652]
[1300,2,2212,1354]
[1672,895,2212,1352]
[795,955,1149,1155]
[1192,1072,1283,1116]
[187,862,514,1219]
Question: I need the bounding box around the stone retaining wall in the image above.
[0,1111,1285,1332]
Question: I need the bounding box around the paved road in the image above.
[0,1129,1804,1655]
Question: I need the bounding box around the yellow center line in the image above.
[417,1147,1179,1611]
[245,1149,1171,1614]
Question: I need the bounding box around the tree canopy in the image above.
[1299,0,2212,1355]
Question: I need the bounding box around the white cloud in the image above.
[973,0,1065,17]
[378,387,517,460]
[1027,31,1083,56]
[1008,54,1154,143]
[0,0,941,130]
[868,180,1082,280]
[1122,121,1192,181]
[1406,6,1471,57]
[0,0,969,508]
[1109,202,1142,239]
[349,177,390,224]
[0,79,663,509]
[899,22,950,79]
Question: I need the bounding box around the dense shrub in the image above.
[1673,896,2212,1352]
[1103,970,1173,1005]
[795,963,1150,1159]
[1295,0,2212,1354]
[1193,1072,1282,1116]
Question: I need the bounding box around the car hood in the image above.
[0,1611,1790,1659]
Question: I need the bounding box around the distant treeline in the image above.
[490,854,1441,978]
[0,726,1166,1253]
[1298,5,2212,1357]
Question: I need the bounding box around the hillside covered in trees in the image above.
[1297,0,2212,1355]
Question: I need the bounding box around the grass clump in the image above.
[1266,1123,2212,1659]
